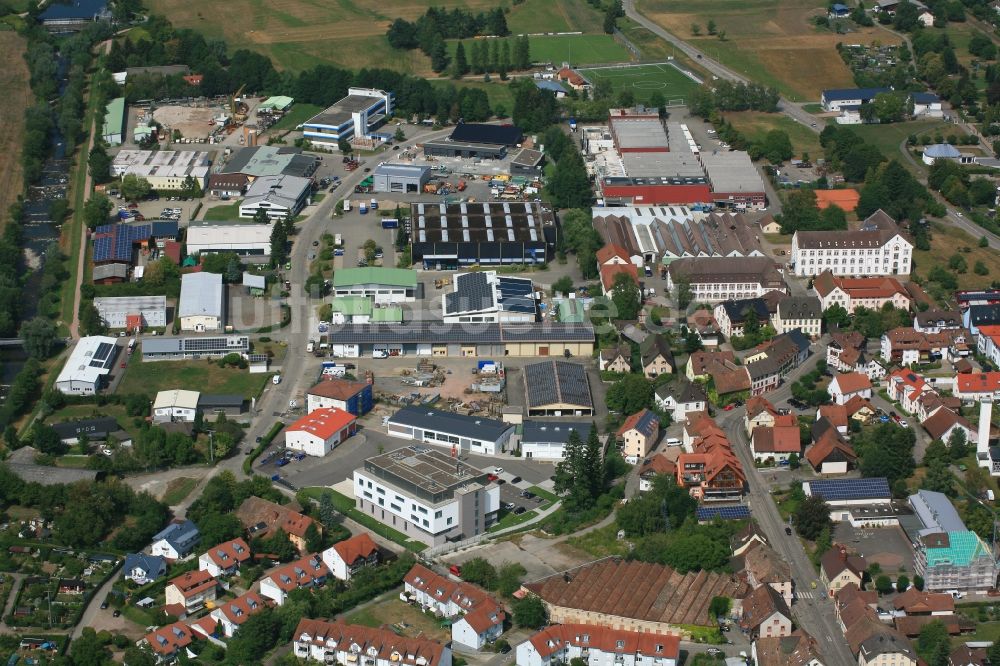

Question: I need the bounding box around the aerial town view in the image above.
[10,0,1000,664]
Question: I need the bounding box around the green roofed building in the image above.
[372,306,403,323]
[332,267,418,305]
[330,296,404,324]
[259,96,294,113]
[915,530,999,594]
[102,97,126,146]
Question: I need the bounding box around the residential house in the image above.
[774,296,823,338]
[911,92,943,117]
[745,396,779,435]
[752,631,824,666]
[404,563,505,650]
[964,305,1000,335]
[914,309,962,334]
[687,350,752,401]
[739,585,793,640]
[922,408,979,447]
[259,554,330,606]
[202,591,267,639]
[198,537,252,578]
[807,430,857,475]
[820,546,866,597]
[732,522,769,557]
[881,327,971,366]
[236,496,319,554]
[599,260,638,295]
[886,369,935,416]
[949,645,989,666]
[714,298,771,338]
[321,532,380,581]
[675,419,746,501]
[515,624,680,666]
[124,553,167,585]
[741,542,793,607]
[145,622,193,664]
[164,569,219,614]
[818,405,850,435]
[293,619,451,666]
[305,377,374,416]
[599,346,632,373]
[828,372,873,405]
[850,623,917,666]
[654,380,708,423]
[687,310,721,347]
[744,329,811,395]
[827,331,872,376]
[617,409,660,463]
[954,371,1000,402]
[977,324,1000,366]
[638,454,677,492]
[639,335,675,378]
[892,588,955,616]
[750,418,801,464]
[150,520,200,560]
[813,271,911,314]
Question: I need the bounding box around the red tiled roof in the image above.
[832,372,872,395]
[600,262,638,292]
[404,563,502,623]
[891,588,954,614]
[167,570,217,600]
[203,537,251,569]
[596,244,630,265]
[307,377,370,401]
[813,272,908,300]
[287,407,356,441]
[332,533,379,566]
[639,453,676,478]
[752,425,801,454]
[216,591,266,627]
[746,396,778,419]
[236,496,318,539]
[819,404,848,430]
[806,431,856,468]
[955,371,1000,394]
[145,621,192,656]
[525,624,680,660]
[266,554,329,592]
[294,619,448,666]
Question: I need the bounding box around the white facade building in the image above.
[791,211,912,277]
[186,222,273,256]
[152,390,200,423]
[111,149,211,190]
[93,296,167,330]
[386,406,515,456]
[515,624,680,666]
[55,336,119,395]
[238,174,312,220]
[283,407,357,457]
[179,272,224,332]
[519,421,592,460]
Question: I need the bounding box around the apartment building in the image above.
[791,210,912,277]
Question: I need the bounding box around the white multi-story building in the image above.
[320,533,380,581]
[791,210,912,277]
[813,272,911,314]
[353,446,500,547]
[404,563,506,650]
[293,619,451,666]
[665,257,787,304]
[515,624,680,666]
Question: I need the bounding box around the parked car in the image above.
[510,476,522,484]
[785,526,793,535]
[513,506,526,515]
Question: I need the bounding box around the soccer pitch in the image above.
[577,62,701,104]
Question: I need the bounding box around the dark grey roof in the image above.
[197,394,245,409]
[521,421,592,445]
[152,519,200,554]
[50,417,120,440]
[123,553,166,580]
[523,361,593,409]
[778,296,822,320]
[914,309,961,327]
[388,407,512,442]
[639,334,675,368]
[449,123,523,146]
[967,304,1000,326]
[721,298,770,324]
[445,272,493,314]
[326,322,593,344]
[656,379,707,404]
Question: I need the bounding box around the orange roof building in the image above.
[321,532,380,581]
[284,407,357,457]
[600,261,638,294]
[815,189,860,212]
[519,624,680,664]
[954,371,1000,400]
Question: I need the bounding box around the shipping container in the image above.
[381,218,399,229]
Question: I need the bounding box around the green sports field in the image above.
[577,62,700,104]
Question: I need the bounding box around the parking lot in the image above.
[834,522,915,576]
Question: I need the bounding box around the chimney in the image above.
[979,399,993,455]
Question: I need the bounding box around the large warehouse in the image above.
[386,407,514,456]
[179,272,224,332]
[93,295,167,330]
[101,97,125,145]
[423,123,524,159]
[409,201,556,269]
[186,220,273,256]
[523,360,594,416]
[55,336,119,395]
[141,335,249,361]
[301,87,394,148]
[221,146,319,180]
[111,149,212,190]
[371,163,431,193]
[326,322,594,358]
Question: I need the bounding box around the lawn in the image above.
[488,507,539,532]
[577,62,701,104]
[844,119,956,163]
[116,356,271,399]
[563,523,631,558]
[723,110,822,158]
[0,31,28,230]
[346,598,451,642]
[429,79,515,115]
[914,221,1000,294]
[145,0,606,74]
[635,0,902,101]
[201,201,242,221]
[269,103,323,132]
[162,477,198,505]
[300,487,427,552]
[527,34,630,66]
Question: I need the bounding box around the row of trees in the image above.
[386,7,509,52]
[927,158,998,208]
[451,36,531,78]
[689,80,780,117]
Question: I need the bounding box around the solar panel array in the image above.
[92,221,179,263]
[89,342,115,369]
[808,477,890,501]
[446,272,493,313]
[696,505,751,521]
[524,361,593,409]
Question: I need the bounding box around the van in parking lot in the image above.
[665,437,682,446]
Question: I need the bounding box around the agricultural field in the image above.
[0,30,29,226]
[724,111,822,158]
[635,0,902,101]
[145,0,606,74]
[577,62,701,104]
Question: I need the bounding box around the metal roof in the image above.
[821,87,891,101]
[102,97,125,138]
[93,295,166,314]
[325,321,593,344]
[909,489,966,533]
[449,123,523,146]
[388,407,512,443]
[521,420,592,444]
[333,267,417,289]
[55,336,119,387]
[523,361,593,409]
[374,163,431,179]
[179,272,223,319]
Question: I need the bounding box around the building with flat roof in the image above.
[179,272,224,332]
[221,146,319,180]
[372,163,431,193]
[238,174,312,220]
[301,88,394,148]
[520,421,593,460]
[387,407,515,456]
[141,334,248,361]
[442,271,537,323]
[609,109,669,152]
[701,151,767,209]
[409,201,556,269]
[332,267,418,304]
[93,295,166,330]
[111,149,211,190]
[55,336,119,395]
[523,361,594,416]
[101,97,125,145]
[509,148,544,176]
[91,220,179,267]
[38,0,110,28]
[353,445,500,546]
[186,220,273,256]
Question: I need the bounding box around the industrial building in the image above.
[520,421,593,460]
[701,151,767,209]
[91,220,179,267]
[111,150,212,190]
[306,378,374,415]
[284,407,358,457]
[301,88,394,148]
[423,123,524,159]
[220,146,319,180]
[332,267,418,304]
[326,322,595,358]
[353,445,500,546]
[442,272,537,323]
[371,163,431,193]
[509,148,545,177]
[55,336,119,395]
[186,220,273,256]
[178,272,225,332]
[409,201,556,269]
[238,174,312,220]
[93,295,167,330]
[38,0,110,29]
[101,97,125,145]
[523,361,594,416]
[141,335,249,361]
[387,407,515,456]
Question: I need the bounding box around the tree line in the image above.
[689,80,780,117]
[386,6,509,59]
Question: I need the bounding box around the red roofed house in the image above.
[284,407,357,457]
[183,74,203,86]
[145,622,193,662]
[639,453,677,492]
[206,591,267,638]
[516,624,680,666]
[596,243,632,267]
[828,372,873,405]
[404,563,505,650]
[294,619,451,666]
[750,421,801,464]
[164,570,219,614]
[321,532,380,581]
[617,408,660,463]
[807,430,857,475]
[600,261,639,295]
[557,67,589,90]
[236,496,320,554]
[198,537,251,578]
[954,371,1000,402]
[887,368,935,416]
[259,554,329,606]
[813,271,911,314]
[305,377,374,415]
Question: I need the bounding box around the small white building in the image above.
[179,272,224,332]
[283,407,357,457]
[198,537,251,578]
[150,519,200,560]
[442,271,537,324]
[519,421,592,460]
[911,92,943,117]
[320,532,380,581]
[828,372,873,405]
[93,295,167,330]
[152,389,200,423]
[654,380,708,423]
[55,336,119,395]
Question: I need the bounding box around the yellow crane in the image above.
[230,83,248,123]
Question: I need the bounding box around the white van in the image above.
[272,374,281,385]
[373,350,389,359]
[306,340,315,354]
[988,489,996,502]
[665,437,682,446]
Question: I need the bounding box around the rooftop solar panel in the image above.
[91,342,113,362]
[807,477,890,501]
[696,505,750,521]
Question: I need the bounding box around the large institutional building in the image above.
[791,210,912,277]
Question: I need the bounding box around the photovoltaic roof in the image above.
[696,505,751,521]
[523,361,593,409]
[806,477,890,502]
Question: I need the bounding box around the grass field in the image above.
[145,0,606,74]
[269,103,322,132]
[724,111,822,158]
[635,0,901,101]
[841,119,957,164]
[347,598,451,642]
[429,79,515,113]
[116,356,271,398]
[914,222,1000,292]
[0,31,29,226]
[202,201,242,221]
[577,62,700,104]
[162,477,198,505]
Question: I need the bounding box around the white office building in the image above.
[353,446,500,547]
[186,221,273,256]
[301,88,394,148]
[791,210,912,277]
[93,295,167,330]
[55,336,119,395]
[386,406,515,456]
[519,421,592,460]
[238,174,312,220]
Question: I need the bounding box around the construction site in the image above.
[127,87,267,147]
[371,358,510,420]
